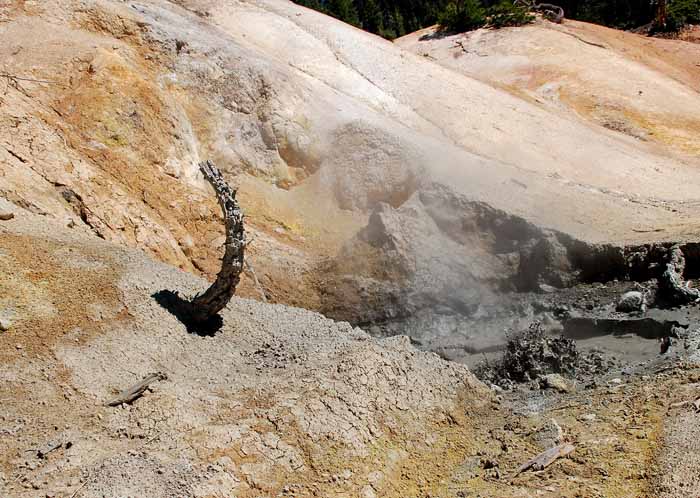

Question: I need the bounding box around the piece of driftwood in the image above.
[106,372,167,406]
[187,160,245,324]
[69,475,89,498]
[514,443,575,476]
[514,0,564,23]
[661,245,700,305]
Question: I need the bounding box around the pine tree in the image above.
[327,0,361,26]
[361,0,384,33]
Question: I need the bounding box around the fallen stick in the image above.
[669,398,700,412]
[0,72,59,85]
[514,443,575,477]
[69,475,89,498]
[106,372,167,406]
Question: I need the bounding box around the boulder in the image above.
[617,291,646,313]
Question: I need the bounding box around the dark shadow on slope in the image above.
[419,29,456,41]
[152,290,222,337]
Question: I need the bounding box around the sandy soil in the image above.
[1,204,699,497]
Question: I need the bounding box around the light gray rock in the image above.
[541,373,573,393]
[617,291,646,313]
[531,418,564,450]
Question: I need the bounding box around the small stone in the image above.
[15,343,22,350]
[610,378,623,385]
[531,418,564,449]
[541,373,572,393]
[617,291,645,313]
[580,413,596,422]
[0,212,14,221]
[538,283,557,294]
[0,318,11,331]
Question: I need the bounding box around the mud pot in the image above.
[327,190,700,376]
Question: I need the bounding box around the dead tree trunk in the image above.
[188,160,245,323]
[655,0,668,30]
[661,245,700,305]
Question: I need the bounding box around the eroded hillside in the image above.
[3,0,700,328]
[2,204,700,497]
[3,2,700,496]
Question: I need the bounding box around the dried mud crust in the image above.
[0,232,128,360]
[1,210,699,497]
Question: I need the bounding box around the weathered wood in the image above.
[514,0,564,23]
[188,160,245,323]
[536,2,564,23]
[661,245,700,305]
[515,443,575,476]
[106,372,167,406]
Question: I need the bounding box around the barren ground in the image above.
[3,1,700,496]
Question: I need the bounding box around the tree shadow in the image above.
[419,28,455,41]
[152,290,222,337]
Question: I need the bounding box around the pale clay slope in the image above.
[0,202,487,497]
[1,0,699,323]
[2,1,700,262]
[1,2,700,497]
[217,0,700,233]
[397,20,700,157]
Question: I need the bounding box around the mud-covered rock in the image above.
[474,322,580,386]
[617,291,646,313]
[518,233,577,289]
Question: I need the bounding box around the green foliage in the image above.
[437,0,486,32]
[327,0,360,26]
[437,0,533,33]
[665,0,700,31]
[486,1,535,28]
[292,0,697,39]
[360,0,384,33]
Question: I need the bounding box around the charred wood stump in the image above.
[661,245,700,305]
[187,160,246,323]
[536,2,564,23]
[153,160,245,333]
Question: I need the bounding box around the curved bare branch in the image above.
[188,160,246,323]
